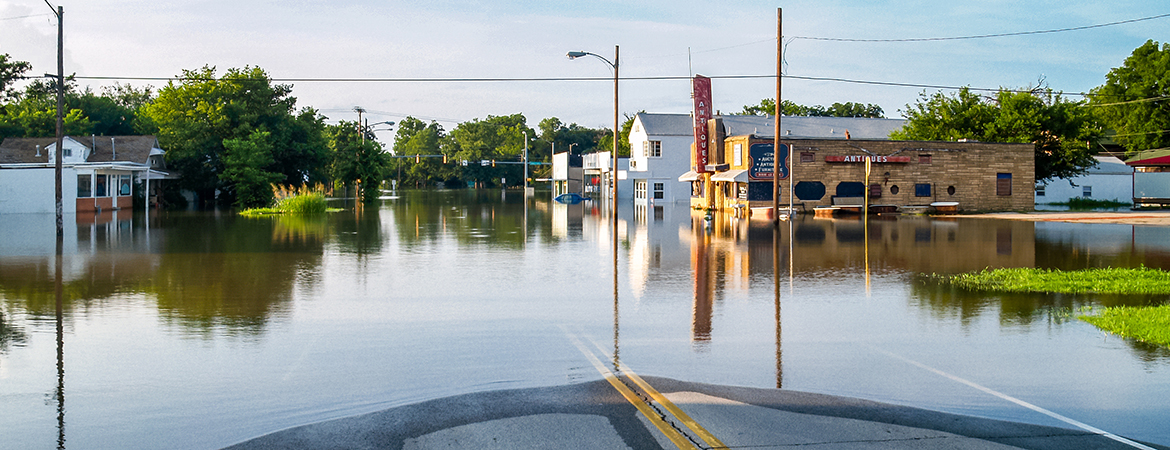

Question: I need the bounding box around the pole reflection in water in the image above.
[55,226,66,449]
[691,216,713,345]
[773,221,782,389]
[613,201,620,370]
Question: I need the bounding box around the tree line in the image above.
[3,39,1167,203]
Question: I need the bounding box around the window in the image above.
[77,174,92,198]
[644,140,661,157]
[63,148,72,157]
[120,175,132,196]
[733,144,742,166]
[947,185,956,196]
[634,180,647,199]
[915,183,932,197]
[918,154,932,164]
[801,152,815,163]
[653,182,664,199]
[869,184,882,198]
[95,174,108,197]
[1036,186,1045,197]
[795,181,826,201]
[996,173,1012,196]
[890,185,899,195]
[1083,185,1092,197]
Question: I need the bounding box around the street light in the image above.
[567,46,619,211]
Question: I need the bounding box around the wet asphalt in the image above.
[222,376,1166,450]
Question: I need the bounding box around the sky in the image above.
[1,0,1166,141]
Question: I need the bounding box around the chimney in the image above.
[35,145,42,157]
[111,137,116,160]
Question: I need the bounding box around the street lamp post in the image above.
[567,46,619,212]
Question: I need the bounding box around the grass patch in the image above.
[1045,197,1129,210]
[927,267,1170,295]
[1081,305,1170,347]
[241,184,337,216]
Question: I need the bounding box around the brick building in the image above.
[689,128,1035,214]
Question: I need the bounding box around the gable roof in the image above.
[0,135,161,165]
[1127,148,1170,167]
[634,112,906,140]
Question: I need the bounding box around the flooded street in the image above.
[2,190,1169,449]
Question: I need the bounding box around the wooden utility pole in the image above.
[773,8,782,224]
[48,1,64,236]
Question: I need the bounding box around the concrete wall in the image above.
[0,167,78,214]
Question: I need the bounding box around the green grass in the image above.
[1081,305,1170,347]
[240,185,332,216]
[1045,197,1129,210]
[928,267,1170,347]
[928,267,1170,295]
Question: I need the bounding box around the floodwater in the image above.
[1,190,1169,450]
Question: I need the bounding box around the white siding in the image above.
[0,167,78,214]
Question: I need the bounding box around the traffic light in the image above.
[442,154,448,164]
[415,155,420,163]
[491,160,496,167]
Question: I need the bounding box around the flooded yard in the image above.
[1,190,1168,449]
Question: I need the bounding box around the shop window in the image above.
[1082,185,1092,197]
[801,152,815,163]
[890,185,899,195]
[947,185,956,196]
[77,174,92,198]
[95,174,108,197]
[794,181,826,201]
[997,173,1012,196]
[919,154,932,164]
[915,183,931,197]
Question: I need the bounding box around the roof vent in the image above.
[35,145,42,157]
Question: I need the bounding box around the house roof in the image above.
[1126,148,1170,167]
[1088,156,1133,175]
[0,135,161,165]
[0,137,56,164]
[634,112,906,140]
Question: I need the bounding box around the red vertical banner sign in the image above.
[692,75,712,173]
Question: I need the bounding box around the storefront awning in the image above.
[710,169,749,182]
[677,170,701,182]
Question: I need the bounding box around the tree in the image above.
[595,112,637,156]
[1091,40,1170,154]
[443,113,533,188]
[738,99,884,118]
[222,130,283,208]
[891,86,1100,182]
[328,121,387,202]
[0,53,31,101]
[392,116,450,188]
[141,66,328,205]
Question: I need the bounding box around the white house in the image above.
[1035,156,1134,205]
[626,113,907,206]
[0,136,172,214]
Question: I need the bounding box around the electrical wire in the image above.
[0,13,53,21]
[789,12,1170,42]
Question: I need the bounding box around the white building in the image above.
[0,136,172,214]
[626,113,907,206]
[1035,156,1134,205]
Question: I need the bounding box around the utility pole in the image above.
[48,1,64,237]
[773,8,782,224]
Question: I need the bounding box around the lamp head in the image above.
[566,51,588,59]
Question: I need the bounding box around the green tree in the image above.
[1091,40,1170,154]
[392,116,451,189]
[0,53,31,101]
[443,113,533,188]
[595,112,636,157]
[739,99,884,118]
[328,121,387,202]
[891,86,1100,182]
[222,130,283,208]
[141,66,328,205]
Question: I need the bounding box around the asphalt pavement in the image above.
[222,376,1166,450]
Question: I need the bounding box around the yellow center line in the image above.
[585,338,729,450]
[564,330,698,450]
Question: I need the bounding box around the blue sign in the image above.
[749,143,789,181]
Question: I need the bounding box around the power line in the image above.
[790,12,1170,42]
[0,13,53,21]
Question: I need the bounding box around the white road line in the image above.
[871,346,1156,450]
